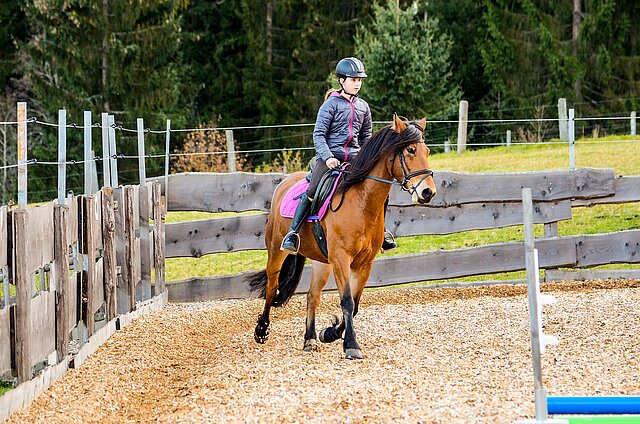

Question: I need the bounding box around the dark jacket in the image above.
[313,91,372,163]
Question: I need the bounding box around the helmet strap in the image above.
[338,78,358,101]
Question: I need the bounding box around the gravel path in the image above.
[5,280,640,424]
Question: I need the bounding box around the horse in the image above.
[245,114,437,359]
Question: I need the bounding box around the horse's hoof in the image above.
[319,328,333,343]
[254,330,269,344]
[345,348,363,360]
[303,339,318,352]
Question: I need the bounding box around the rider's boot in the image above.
[281,195,313,253]
[381,196,397,252]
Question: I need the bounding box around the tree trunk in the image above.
[266,1,273,65]
[573,0,582,101]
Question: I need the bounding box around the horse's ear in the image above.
[418,118,426,131]
[391,113,406,133]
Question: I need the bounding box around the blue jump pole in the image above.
[548,396,640,415]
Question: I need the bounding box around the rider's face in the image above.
[341,77,363,94]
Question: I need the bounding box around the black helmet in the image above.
[335,57,367,78]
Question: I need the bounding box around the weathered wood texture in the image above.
[162,168,615,212]
[102,188,117,321]
[54,204,69,363]
[0,205,9,375]
[164,201,573,258]
[25,203,55,272]
[152,182,166,295]
[28,291,55,367]
[166,230,640,302]
[572,175,640,206]
[124,186,139,312]
[137,185,152,301]
[12,209,32,383]
[545,269,640,282]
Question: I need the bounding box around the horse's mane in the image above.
[340,120,424,193]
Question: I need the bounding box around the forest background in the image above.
[0,0,638,202]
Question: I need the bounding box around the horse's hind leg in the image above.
[304,261,331,352]
[255,248,288,343]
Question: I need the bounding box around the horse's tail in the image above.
[246,253,306,307]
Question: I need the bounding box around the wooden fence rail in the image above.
[0,181,166,419]
[159,168,640,302]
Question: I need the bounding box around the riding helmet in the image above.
[335,57,367,79]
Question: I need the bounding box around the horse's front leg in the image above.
[304,261,331,352]
[332,257,362,360]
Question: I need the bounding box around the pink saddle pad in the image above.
[280,178,334,222]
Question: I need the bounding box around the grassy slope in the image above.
[164,137,640,281]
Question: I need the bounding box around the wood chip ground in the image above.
[5,280,640,423]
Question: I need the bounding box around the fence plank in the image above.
[163,169,615,212]
[576,230,640,267]
[164,200,573,258]
[25,203,55,272]
[391,168,615,207]
[28,291,55,368]
[113,187,130,315]
[388,200,572,237]
[152,182,165,295]
[545,269,640,282]
[102,188,117,321]
[83,195,97,335]
[0,206,8,376]
[137,185,151,302]
[124,186,138,312]
[13,209,32,383]
[166,234,582,302]
[53,204,69,363]
[572,175,640,206]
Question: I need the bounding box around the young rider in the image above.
[280,57,397,253]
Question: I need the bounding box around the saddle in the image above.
[280,165,347,257]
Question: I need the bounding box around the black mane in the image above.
[340,120,424,192]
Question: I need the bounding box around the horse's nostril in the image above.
[422,188,433,199]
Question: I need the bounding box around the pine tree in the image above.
[355,2,461,120]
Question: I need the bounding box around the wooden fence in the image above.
[0,181,166,419]
[161,168,640,302]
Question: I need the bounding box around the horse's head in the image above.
[389,114,437,204]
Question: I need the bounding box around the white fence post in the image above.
[631,111,636,136]
[457,100,468,154]
[17,102,27,207]
[137,118,146,186]
[165,119,171,199]
[569,109,575,170]
[57,109,67,205]
[506,130,512,147]
[101,113,111,188]
[108,115,119,187]
[84,111,93,195]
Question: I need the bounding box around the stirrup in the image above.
[280,231,300,253]
[381,230,397,252]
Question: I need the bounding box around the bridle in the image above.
[365,144,433,194]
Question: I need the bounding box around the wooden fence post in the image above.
[457,100,468,154]
[54,204,69,363]
[125,186,137,312]
[138,183,151,302]
[152,182,165,295]
[558,98,568,141]
[83,195,97,336]
[17,102,27,207]
[13,209,31,383]
[102,188,117,320]
[226,129,236,172]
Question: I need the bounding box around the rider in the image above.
[280,57,397,253]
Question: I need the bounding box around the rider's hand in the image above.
[325,157,340,169]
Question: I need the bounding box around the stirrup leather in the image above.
[280,231,300,253]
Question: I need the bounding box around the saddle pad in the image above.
[280,178,336,222]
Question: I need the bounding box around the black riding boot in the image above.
[381,196,397,251]
[281,195,313,253]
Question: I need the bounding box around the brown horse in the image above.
[246,114,437,359]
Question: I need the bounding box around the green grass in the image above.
[165,136,640,282]
[0,381,11,396]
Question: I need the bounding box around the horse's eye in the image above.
[406,146,416,155]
